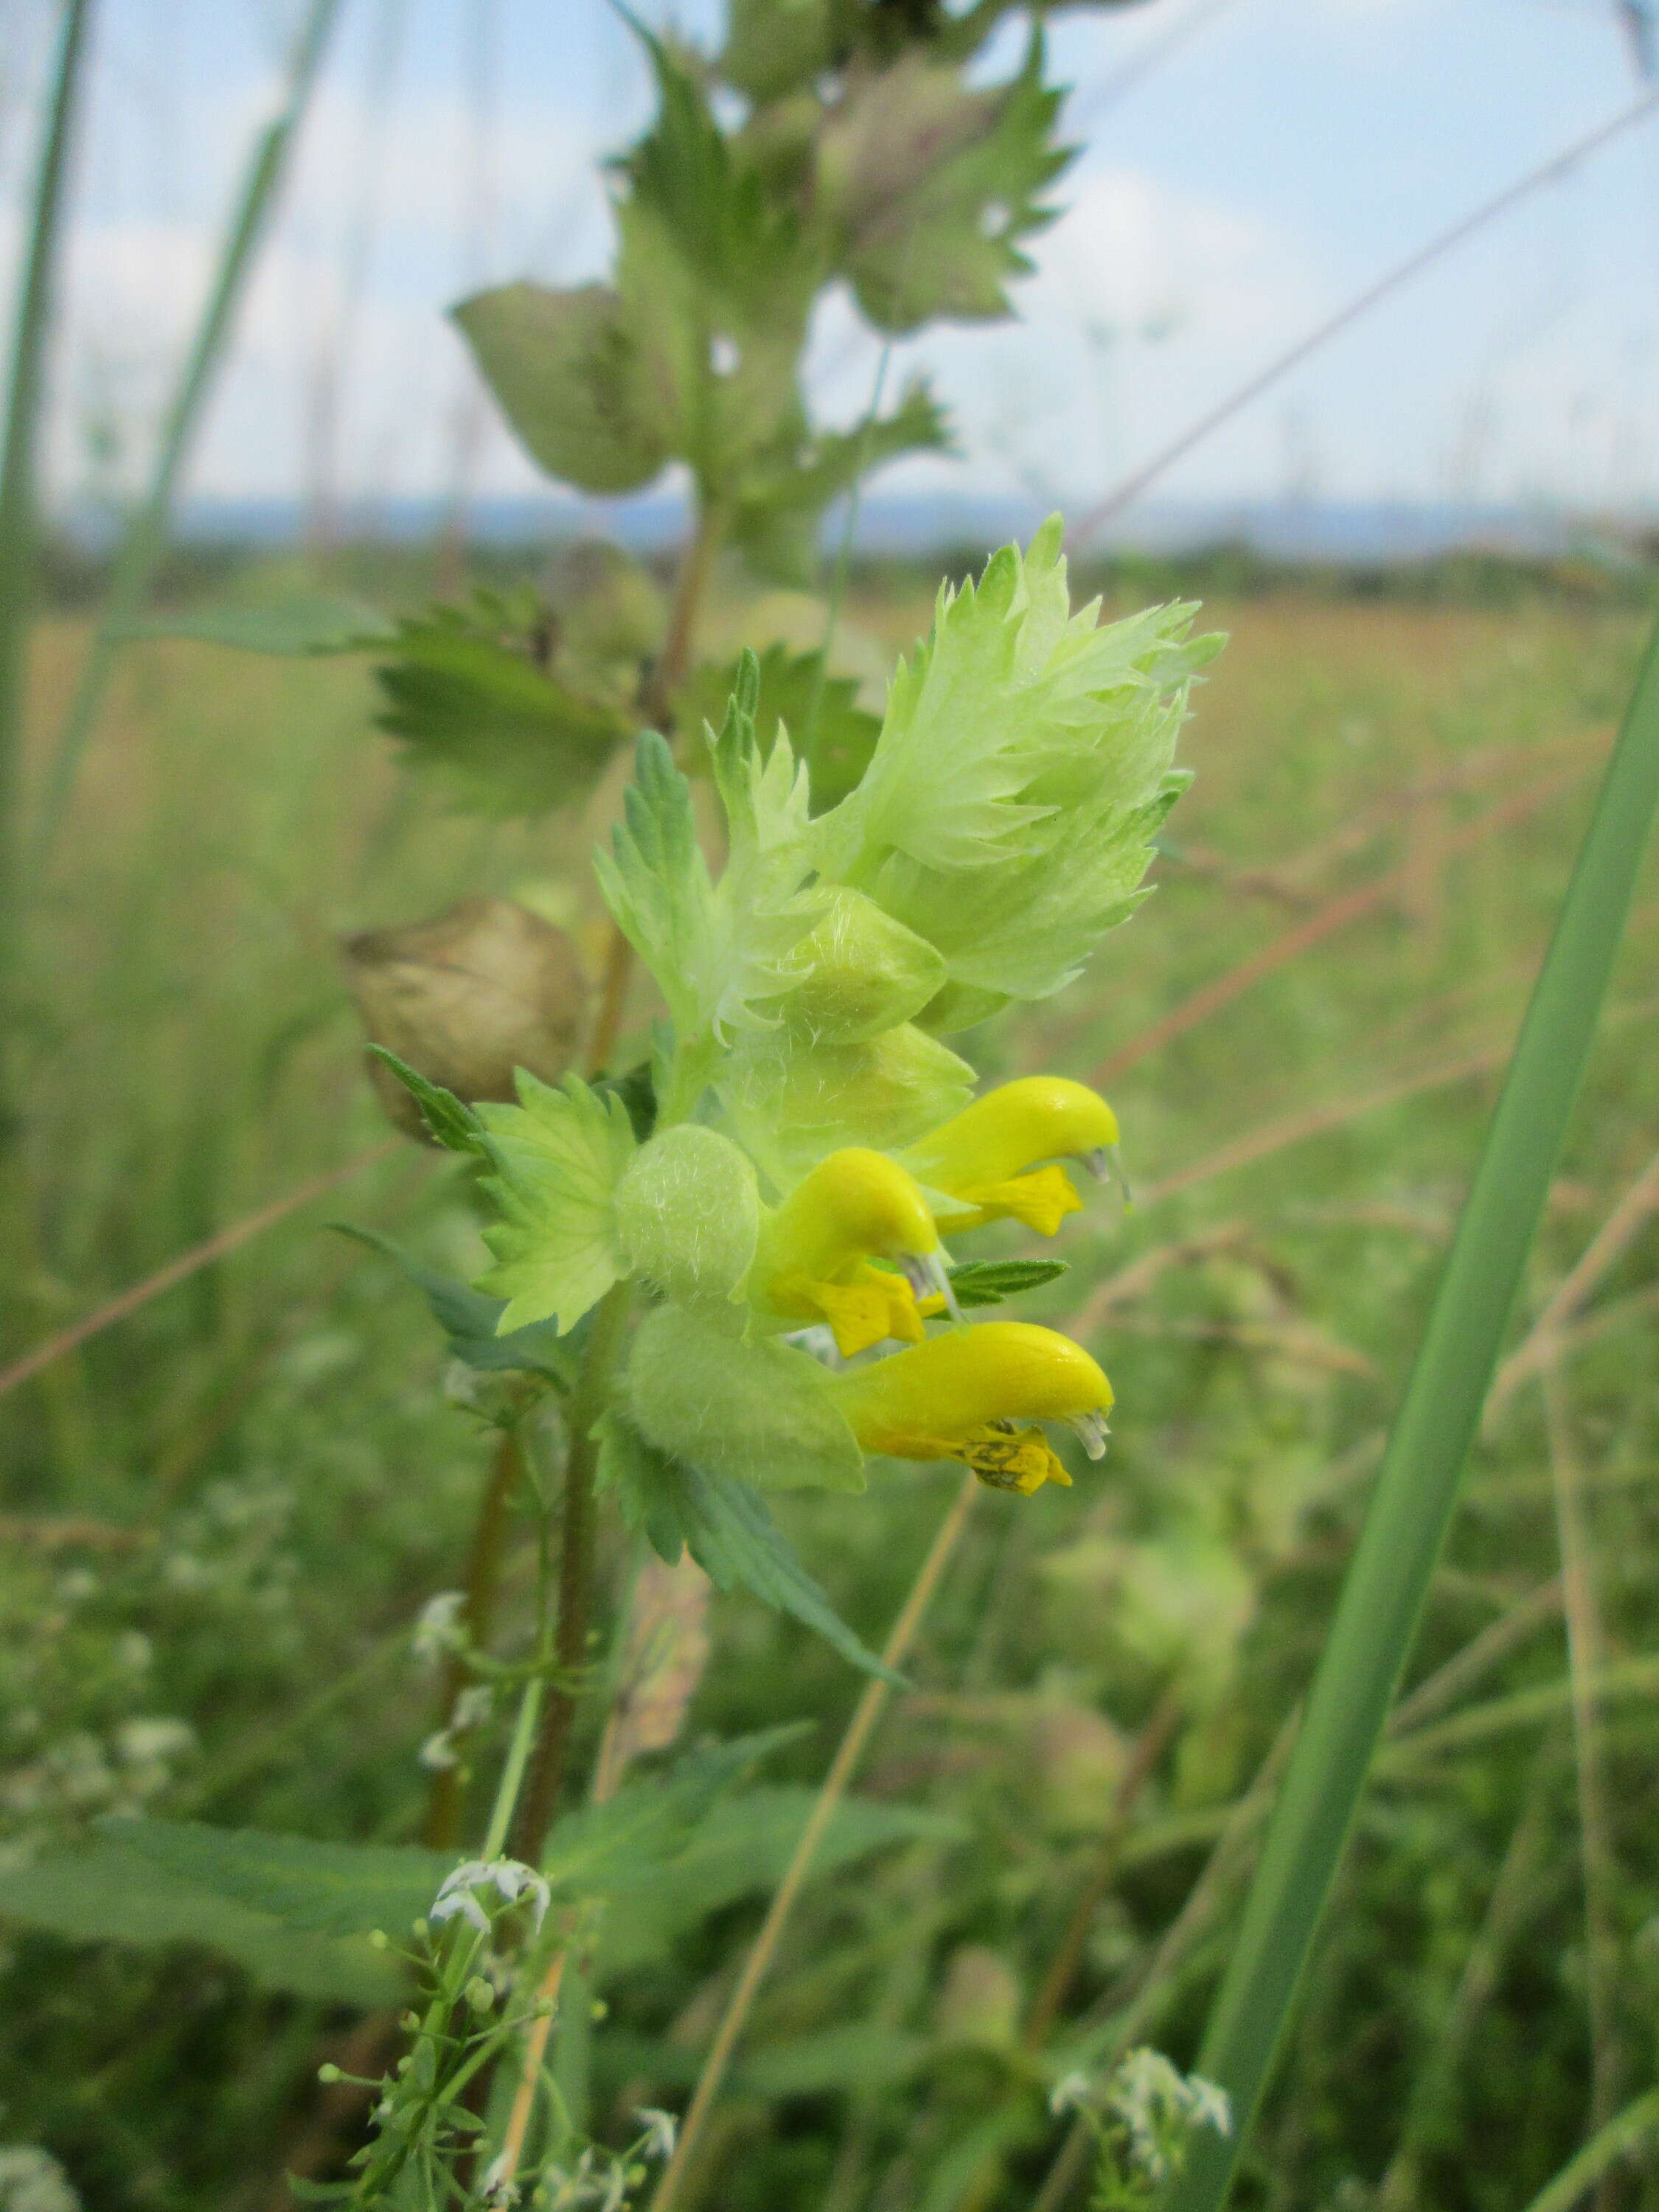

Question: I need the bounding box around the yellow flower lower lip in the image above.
[902,1078,1121,1237]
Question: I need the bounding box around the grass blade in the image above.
[1518,2089,1659,2212]
[0,0,94,1091]
[1158,606,1659,2212]
[26,0,345,878]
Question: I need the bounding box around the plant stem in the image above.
[1160,603,1659,2212]
[507,1279,634,1865]
[587,502,725,1080]
[0,0,94,1135]
[26,0,343,880]
[424,1420,526,1849]
[650,1470,979,2212]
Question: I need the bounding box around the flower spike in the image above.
[831,1321,1113,1495]
[902,1076,1120,1237]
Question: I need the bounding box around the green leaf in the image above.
[373,599,630,818]
[1166,610,1659,2212]
[474,1072,638,1334]
[365,1045,484,1154]
[100,1818,453,1936]
[334,1224,576,1385]
[598,1409,899,1681]
[451,282,669,495]
[0,1840,406,2004]
[947,1257,1069,1309]
[595,1785,962,1977]
[119,595,399,655]
[541,1728,807,1899]
[819,38,1073,333]
[677,641,881,815]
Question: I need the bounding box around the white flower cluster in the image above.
[428,1857,551,1935]
[1050,2046,1230,2185]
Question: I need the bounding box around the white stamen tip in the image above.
[1080,1147,1113,1183]
[1065,1411,1111,1459]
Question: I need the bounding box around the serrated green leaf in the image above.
[334,1225,577,1385]
[365,1046,484,1154]
[102,1818,453,1937]
[947,1257,1069,1308]
[593,731,720,1043]
[120,595,399,655]
[474,1072,638,1334]
[821,38,1073,333]
[373,602,630,818]
[0,1841,406,2003]
[452,282,669,495]
[598,1409,898,1680]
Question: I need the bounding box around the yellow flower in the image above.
[901,1077,1121,1237]
[832,1321,1113,1495]
[750,1147,953,1359]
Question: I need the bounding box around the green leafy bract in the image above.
[809,515,1221,1008]
[598,1408,899,1680]
[624,1304,866,1495]
[475,1073,638,1333]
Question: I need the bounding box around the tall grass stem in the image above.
[1158,606,1659,2212]
[26,0,344,879]
[0,0,94,1116]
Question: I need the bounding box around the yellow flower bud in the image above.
[902,1077,1121,1237]
[751,1148,952,1359]
[831,1321,1113,1495]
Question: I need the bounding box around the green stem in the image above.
[0,0,94,1133]
[26,0,343,880]
[482,1672,546,1863]
[1160,604,1659,2212]
[423,1419,525,1849]
[507,1280,634,1864]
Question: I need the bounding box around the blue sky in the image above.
[2,0,1657,523]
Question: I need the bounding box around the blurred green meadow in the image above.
[4,552,1658,2211]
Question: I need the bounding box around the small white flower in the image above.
[430,1858,551,1935]
[418,1729,459,1774]
[635,2108,678,2161]
[412,1590,467,1666]
[451,1684,494,1733]
[1186,2076,1232,2138]
[1048,2070,1095,2115]
[479,2150,520,2208]
[0,2145,81,2212]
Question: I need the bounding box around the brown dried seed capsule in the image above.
[341,896,588,1140]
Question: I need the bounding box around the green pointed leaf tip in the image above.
[451,282,669,494]
[809,515,1222,1007]
[334,1224,575,1383]
[365,1046,484,1154]
[597,1409,901,1680]
[594,731,720,1043]
[625,1304,866,1495]
[613,1124,762,1307]
[947,1256,1068,1308]
[474,1071,638,1333]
